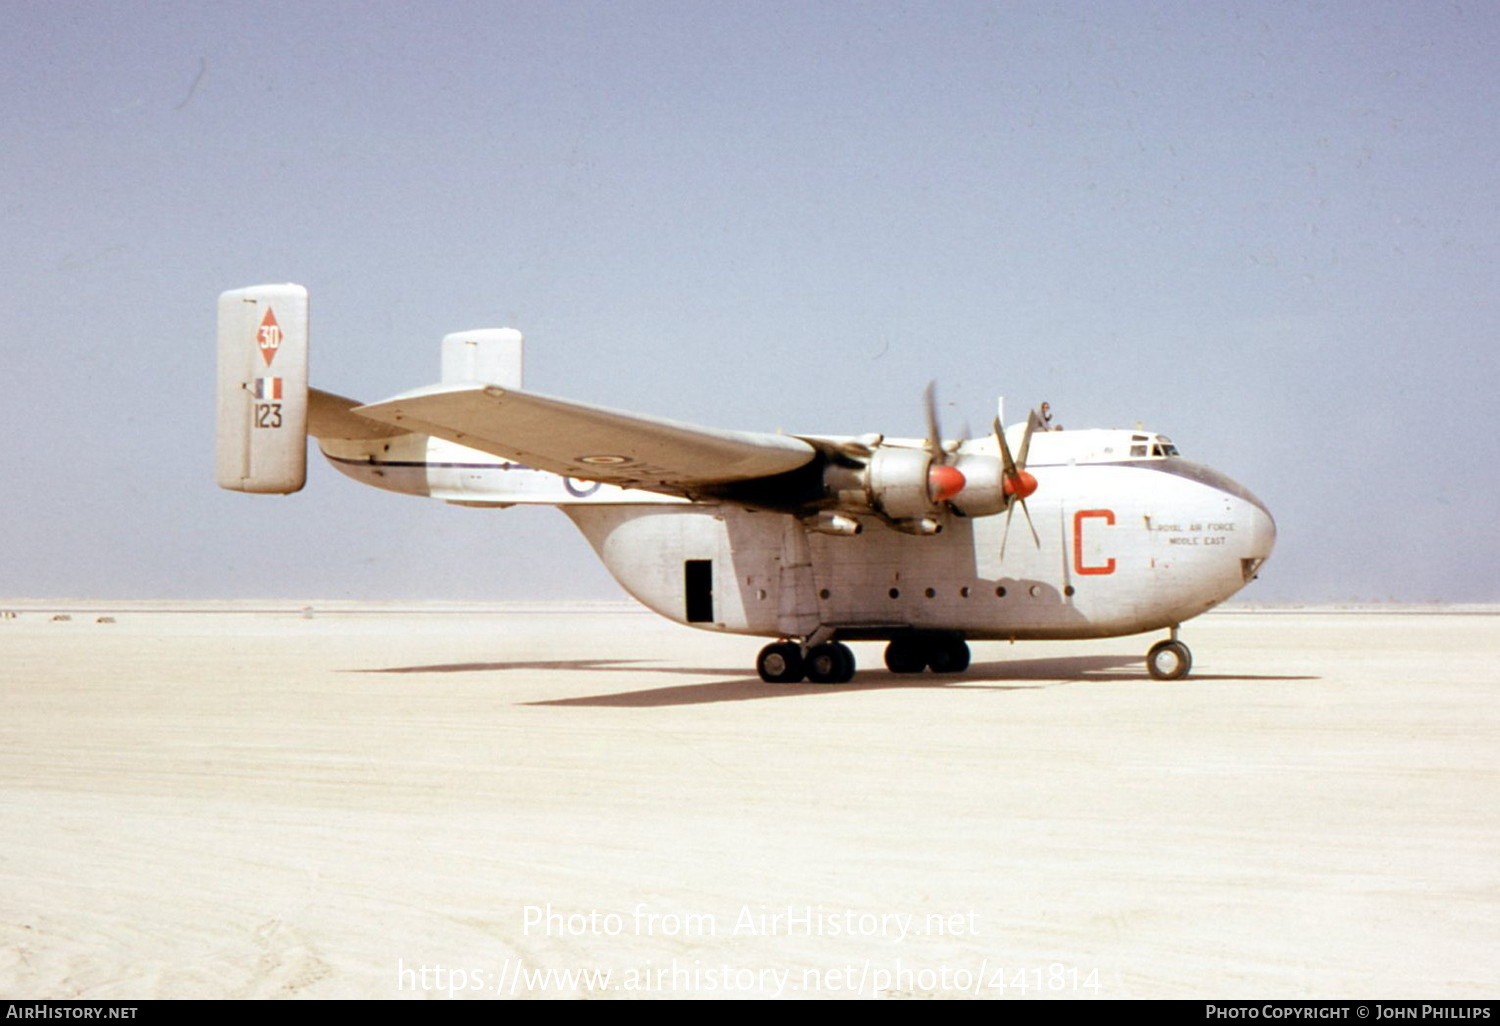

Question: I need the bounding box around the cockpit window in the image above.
[1128,433,1179,459]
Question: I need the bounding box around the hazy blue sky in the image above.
[4,1,1496,602]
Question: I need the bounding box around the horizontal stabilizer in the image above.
[352,384,817,492]
[308,388,408,441]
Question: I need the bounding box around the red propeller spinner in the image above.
[1003,468,1038,500]
[927,463,967,503]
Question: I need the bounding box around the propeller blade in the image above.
[922,382,967,503]
[1017,407,1042,468]
[994,414,1038,499]
[1018,492,1041,548]
[993,415,1018,478]
[995,410,1042,558]
[923,381,943,460]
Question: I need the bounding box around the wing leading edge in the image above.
[352,383,818,492]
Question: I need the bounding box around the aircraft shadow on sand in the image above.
[358,659,658,675]
[352,653,1317,708]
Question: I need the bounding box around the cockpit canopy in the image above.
[971,425,1183,467]
[1131,433,1179,459]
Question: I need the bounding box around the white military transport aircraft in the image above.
[216,283,1275,684]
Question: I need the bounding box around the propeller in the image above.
[824,384,1044,537]
[923,382,967,504]
[995,408,1042,558]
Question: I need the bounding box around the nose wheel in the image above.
[1146,637,1193,680]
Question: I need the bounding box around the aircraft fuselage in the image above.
[321,428,1275,645]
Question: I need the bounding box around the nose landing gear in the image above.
[1146,630,1193,681]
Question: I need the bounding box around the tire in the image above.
[926,636,971,674]
[1147,639,1192,681]
[805,642,856,684]
[884,637,927,674]
[757,642,805,683]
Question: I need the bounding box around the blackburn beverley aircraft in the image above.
[216,283,1276,684]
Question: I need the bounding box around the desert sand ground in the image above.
[0,602,1495,1000]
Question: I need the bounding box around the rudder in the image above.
[215,283,309,493]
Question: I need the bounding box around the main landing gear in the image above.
[755,632,973,684]
[756,640,856,684]
[1146,629,1193,681]
[882,633,970,674]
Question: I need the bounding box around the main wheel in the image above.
[1147,639,1192,681]
[884,637,927,674]
[757,642,805,683]
[926,636,971,674]
[805,642,856,684]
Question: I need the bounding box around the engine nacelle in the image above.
[820,446,937,523]
[818,446,988,526]
[947,452,1008,517]
[866,447,940,520]
[810,438,1021,528]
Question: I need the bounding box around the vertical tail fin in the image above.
[440,328,523,387]
[215,283,309,493]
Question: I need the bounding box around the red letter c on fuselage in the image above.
[1074,509,1116,576]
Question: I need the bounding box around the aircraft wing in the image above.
[352,383,818,491]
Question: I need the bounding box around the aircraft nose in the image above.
[1240,499,1276,583]
[1254,504,1277,553]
